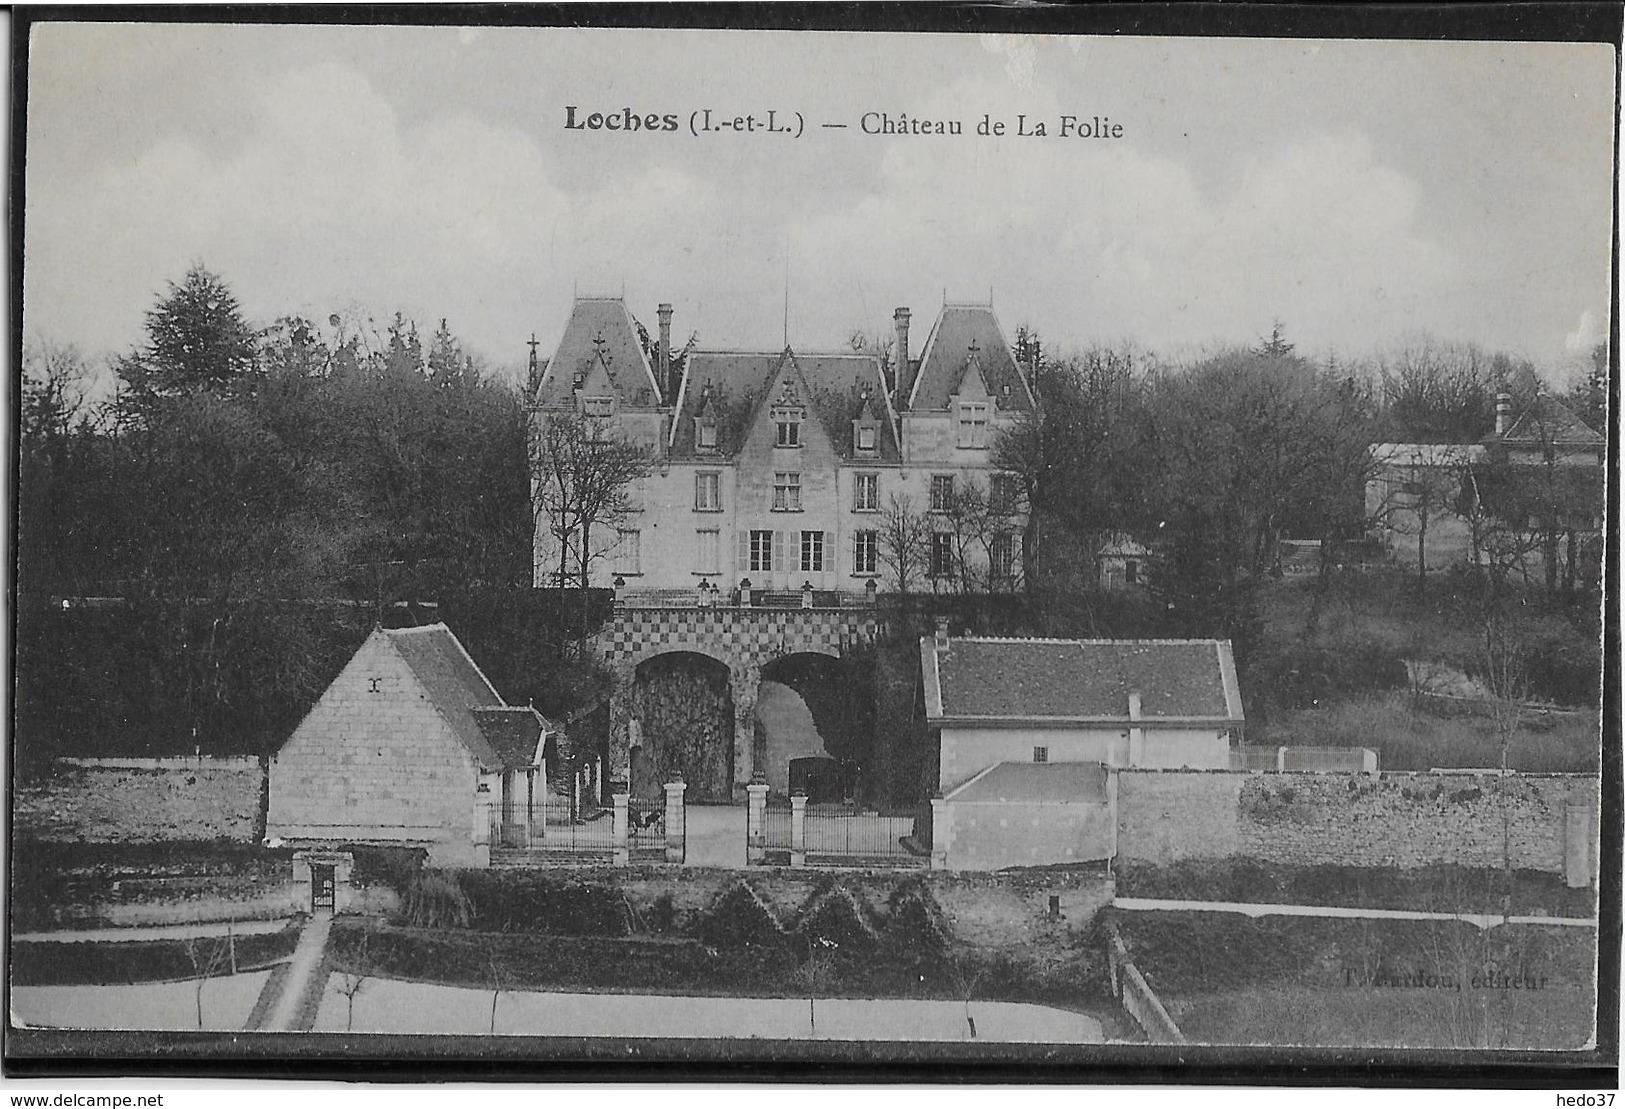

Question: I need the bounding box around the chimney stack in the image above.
[893,307,911,397]
[934,615,950,650]
[658,303,674,402]
[1495,392,1512,437]
[1128,690,1143,721]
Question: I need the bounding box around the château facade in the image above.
[528,296,1036,597]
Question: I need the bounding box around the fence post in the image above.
[746,779,769,865]
[664,779,687,864]
[790,791,807,868]
[612,792,630,867]
[1276,746,1286,773]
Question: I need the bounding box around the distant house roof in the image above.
[667,348,899,461]
[906,304,1035,413]
[922,636,1244,725]
[382,624,529,771]
[1096,532,1150,558]
[471,707,550,770]
[1500,393,1605,445]
[533,297,662,408]
[945,761,1109,804]
[1370,443,1487,467]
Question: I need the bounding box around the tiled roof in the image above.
[668,349,898,461]
[386,624,506,769]
[533,298,662,407]
[472,707,548,771]
[945,761,1109,804]
[906,305,1035,413]
[923,637,1243,722]
[1501,394,1604,445]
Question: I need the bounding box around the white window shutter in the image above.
[823,531,834,575]
[774,530,785,574]
[736,530,749,574]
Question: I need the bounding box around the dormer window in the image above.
[955,401,989,448]
[855,423,877,453]
[696,419,718,451]
[771,379,805,448]
[582,396,614,419]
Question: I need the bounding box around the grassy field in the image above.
[1254,690,1600,773]
[1116,909,1598,1049]
[1167,984,1595,1050]
[1116,860,1597,917]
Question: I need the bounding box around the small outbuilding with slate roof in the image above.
[922,629,1243,795]
[267,623,556,867]
[922,628,1243,870]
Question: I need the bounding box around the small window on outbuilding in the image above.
[1033,746,1049,764]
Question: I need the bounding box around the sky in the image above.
[22,23,1619,387]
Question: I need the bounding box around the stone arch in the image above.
[627,650,736,801]
[756,650,869,796]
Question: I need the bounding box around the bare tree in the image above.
[877,492,930,596]
[334,919,376,1032]
[794,935,837,1037]
[180,932,230,1030]
[482,933,512,1035]
[529,408,655,643]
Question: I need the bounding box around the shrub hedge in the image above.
[11,923,301,986]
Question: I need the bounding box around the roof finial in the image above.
[783,242,791,349]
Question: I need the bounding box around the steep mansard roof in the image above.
[922,636,1244,723]
[906,304,1035,413]
[667,348,900,462]
[532,297,663,408]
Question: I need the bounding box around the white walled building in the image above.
[529,297,1035,595]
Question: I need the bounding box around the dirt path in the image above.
[261,912,333,1031]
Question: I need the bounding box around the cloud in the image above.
[25,62,575,361]
[1565,309,1603,353]
[779,66,1457,357]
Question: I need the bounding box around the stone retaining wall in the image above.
[16,760,266,842]
[1116,769,1599,884]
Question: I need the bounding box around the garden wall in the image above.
[15,759,266,842]
[1116,769,1598,883]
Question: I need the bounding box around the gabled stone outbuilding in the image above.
[267,623,553,866]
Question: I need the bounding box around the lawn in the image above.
[1115,909,1598,1050]
[1253,690,1600,773]
[1166,983,1594,1050]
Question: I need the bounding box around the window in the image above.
[696,420,718,450]
[776,419,800,447]
[614,529,641,575]
[956,402,989,448]
[1124,559,1139,585]
[582,396,613,418]
[697,529,720,574]
[1033,746,1049,764]
[990,532,1014,581]
[854,472,879,512]
[854,530,878,574]
[856,424,877,452]
[930,475,955,513]
[773,472,802,512]
[750,530,774,573]
[930,533,954,577]
[800,530,825,573]
[991,473,1018,514]
[695,471,720,511]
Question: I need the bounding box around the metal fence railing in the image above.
[628,795,667,857]
[802,803,920,864]
[526,799,617,853]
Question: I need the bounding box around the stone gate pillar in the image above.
[732,663,760,797]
